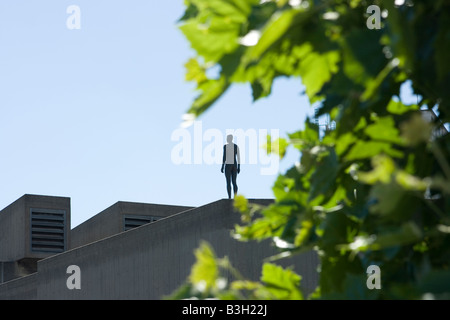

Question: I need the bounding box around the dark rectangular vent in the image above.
[124,215,159,231]
[30,208,66,253]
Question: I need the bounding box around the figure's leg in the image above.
[225,167,232,199]
[231,167,238,197]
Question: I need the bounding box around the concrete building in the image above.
[0,194,319,300]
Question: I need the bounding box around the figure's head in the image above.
[227,134,233,143]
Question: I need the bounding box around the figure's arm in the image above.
[221,145,226,172]
[237,145,241,173]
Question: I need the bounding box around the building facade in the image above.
[0,194,319,299]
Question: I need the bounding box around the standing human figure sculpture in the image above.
[221,135,240,199]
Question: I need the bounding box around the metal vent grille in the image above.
[30,208,66,253]
[123,215,159,231]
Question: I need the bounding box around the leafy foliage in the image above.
[172,0,450,299]
[167,241,304,300]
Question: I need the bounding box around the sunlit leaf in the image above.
[357,155,395,185]
[364,116,404,145]
[264,137,289,158]
[188,76,230,116]
[346,141,403,161]
[260,263,303,300]
[185,58,208,84]
[386,99,419,115]
[233,194,248,213]
[189,242,219,291]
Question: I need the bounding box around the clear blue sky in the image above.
[0,1,317,227]
[0,1,422,229]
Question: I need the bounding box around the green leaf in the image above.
[233,194,249,213]
[235,204,292,240]
[319,250,363,295]
[309,148,339,201]
[299,48,340,102]
[344,222,422,253]
[245,9,301,61]
[340,28,384,88]
[336,132,357,156]
[180,20,240,63]
[386,99,419,115]
[179,0,256,64]
[185,58,208,84]
[357,155,396,185]
[294,219,314,247]
[188,76,230,116]
[288,119,320,150]
[260,263,303,300]
[178,2,199,22]
[345,141,403,161]
[364,116,404,145]
[320,211,359,253]
[264,137,289,158]
[360,59,399,102]
[382,0,415,71]
[189,241,219,291]
[370,222,423,250]
[369,182,404,216]
[395,170,430,191]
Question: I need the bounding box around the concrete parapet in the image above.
[0,197,319,299]
[70,201,193,249]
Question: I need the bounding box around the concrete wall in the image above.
[0,196,26,262]
[70,201,193,249]
[0,198,319,300]
[0,194,71,280]
[0,274,37,300]
[0,259,40,283]
[38,199,318,299]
